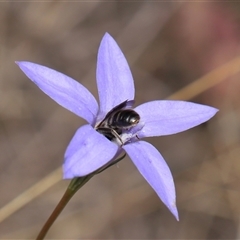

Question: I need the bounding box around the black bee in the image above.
[96,100,140,145]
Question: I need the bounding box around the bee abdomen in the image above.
[109,109,140,128]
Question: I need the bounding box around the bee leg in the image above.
[96,127,123,146]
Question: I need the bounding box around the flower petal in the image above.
[135,100,218,138]
[63,124,118,178]
[16,61,98,124]
[123,141,179,220]
[96,33,135,121]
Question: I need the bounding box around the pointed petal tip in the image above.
[169,203,179,221]
[15,61,36,71]
[213,107,219,115]
[103,32,112,39]
[103,32,110,37]
[205,106,219,120]
[15,61,28,67]
[15,60,28,66]
[101,32,115,45]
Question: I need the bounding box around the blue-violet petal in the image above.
[16,61,98,125]
[123,140,179,220]
[63,124,118,178]
[135,100,218,138]
[96,33,135,122]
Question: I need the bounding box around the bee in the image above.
[96,100,140,145]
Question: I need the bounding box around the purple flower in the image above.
[16,33,218,220]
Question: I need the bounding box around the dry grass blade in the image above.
[167,56,240,101]
[0,168,62,223]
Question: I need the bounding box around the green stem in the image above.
[35,176,92,240]
[35,153,126,240]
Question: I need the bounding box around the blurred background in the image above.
[0,1,240,239]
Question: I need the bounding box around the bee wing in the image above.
[125,100,135,108]
[98,100,135,126]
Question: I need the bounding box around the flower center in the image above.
[95,100,141,146]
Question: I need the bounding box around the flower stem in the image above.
[35,175,92,240]
[35,153,126,240]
